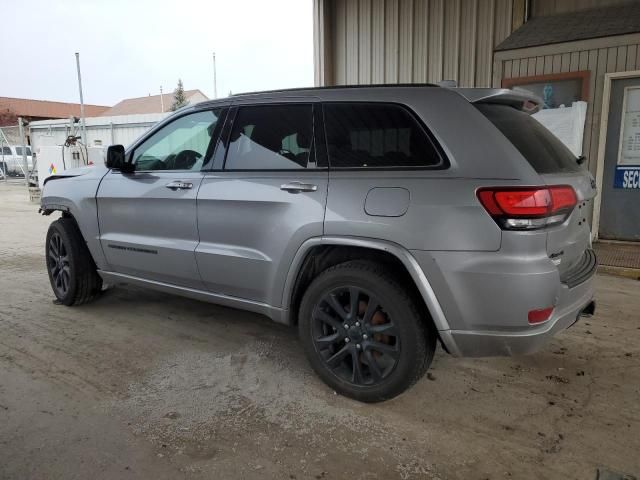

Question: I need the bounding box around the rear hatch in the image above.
[476,102,597,284]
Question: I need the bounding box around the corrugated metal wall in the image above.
[315,0,640,179]
[496,34,640,179]
[320,0,519,87]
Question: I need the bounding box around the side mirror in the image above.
[105,145,134,173]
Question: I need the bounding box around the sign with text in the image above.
[614,166,640,189]
[614,87,640,189]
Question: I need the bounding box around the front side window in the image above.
[1,147,11,156]
[324,103,443,168]
[225,104,313,170]
[132,108,223,171]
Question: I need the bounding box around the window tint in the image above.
[15,146,31,156]
[323,103,442,168]
[225,105,313,170]
[476,103,580,174]
[1,147,11,156]
[132,109,223,171]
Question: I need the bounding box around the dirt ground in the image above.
[0,181,639,480]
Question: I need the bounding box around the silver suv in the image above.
[41,86,597,402]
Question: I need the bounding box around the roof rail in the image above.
[232,83,439,97]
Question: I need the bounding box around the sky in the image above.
[0,0,314,106]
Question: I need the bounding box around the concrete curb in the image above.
[598,264,640,280]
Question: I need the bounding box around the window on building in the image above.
[323,103,443,168]
[502,72,589,109]
[132,108,224,171]
[225,105,313,170]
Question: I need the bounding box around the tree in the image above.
[170,79,188,111]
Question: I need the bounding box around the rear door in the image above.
[97,107,227,288]
[196,102,328,305]
[476,103,597,278]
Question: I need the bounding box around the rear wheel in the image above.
[298,260,436,402]
[46,217,102,306]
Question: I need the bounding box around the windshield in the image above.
[476,103,580,174]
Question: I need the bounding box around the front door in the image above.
[97,108,226,288]
[196,103,328,306]
[599,77,640,241]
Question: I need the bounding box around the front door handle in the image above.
[280,182,318,193]
[165,180,193,190]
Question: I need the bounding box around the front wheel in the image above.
[46,217,102,306]
[298,260,436,402]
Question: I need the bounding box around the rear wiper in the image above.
[576,155,586,165]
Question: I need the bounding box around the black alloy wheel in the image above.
[299,260,435,402]
[311,286,400,386]
[47,232,71,298]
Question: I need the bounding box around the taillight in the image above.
[477,186,577,230]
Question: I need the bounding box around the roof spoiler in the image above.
[450,88,542,114]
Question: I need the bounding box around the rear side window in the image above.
[1,147,11,155]
[225,104,313,170]
[323,103,443,168]
[476,103,580,174]
[14,146,32,156]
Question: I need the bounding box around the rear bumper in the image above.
[410,246,597,357]
[440,274,596,357]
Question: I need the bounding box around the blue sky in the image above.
[1,0,314,106]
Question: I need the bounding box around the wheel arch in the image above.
[41,196,107,270]
[282,237,452,340]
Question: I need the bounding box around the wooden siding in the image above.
[318,0,519,87]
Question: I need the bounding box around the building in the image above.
[313,0,640,242]
[0,97,109,126]
[99,90,208,116]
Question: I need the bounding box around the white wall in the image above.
[29,113,169,152]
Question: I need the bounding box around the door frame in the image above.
[592,69,640,240]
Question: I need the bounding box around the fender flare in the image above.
[280,236,452,335]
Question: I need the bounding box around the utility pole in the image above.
[212,52,218,99]
[18,117,28,186]
[75,52,87,146]
[160,85,164,113]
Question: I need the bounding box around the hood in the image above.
[43,164,109,185]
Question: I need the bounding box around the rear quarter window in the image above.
[323,103,445,169]
[476,103,581,174]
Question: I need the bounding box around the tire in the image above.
[298,260,436,402]
[45,217,103,306]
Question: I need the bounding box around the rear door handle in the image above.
[280,182,318,193]
[165,180,193,190]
